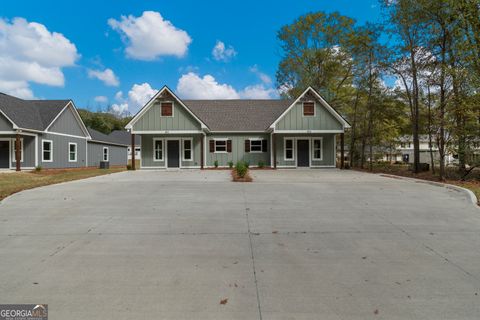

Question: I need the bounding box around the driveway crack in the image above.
[243,185,263,320]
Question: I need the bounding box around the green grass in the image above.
[0,168,125,201]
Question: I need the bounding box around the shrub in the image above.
[228,161,234,168]
[34,166,42,172]
[244,161,250,168]
[235,161,248,178]
[214,160,219,168]
[258,161,265,168]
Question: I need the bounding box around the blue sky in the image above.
[1,0,382,114]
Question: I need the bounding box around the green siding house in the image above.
[125,86,350,169]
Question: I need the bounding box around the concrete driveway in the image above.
[1,169,480,319]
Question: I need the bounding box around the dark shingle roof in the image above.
[0,92,70,131]
[109,130,141,145]
[87,127,128,146]
[183,99,294,131]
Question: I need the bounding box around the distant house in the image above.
[0,92,128,170]
[125,86,350,169]
[109,130,141,161]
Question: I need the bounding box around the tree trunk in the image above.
[349,90,360,167]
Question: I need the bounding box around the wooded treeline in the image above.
[276,0,480,180]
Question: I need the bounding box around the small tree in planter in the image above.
[228,161,234,169]
[214,160,219,168]
[232,161,252,182]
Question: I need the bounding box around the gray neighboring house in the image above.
[109,130,141,161]
[126,86,350,169]
[0,92,127,170]
[87,128,129,168]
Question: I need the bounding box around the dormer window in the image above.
[161,102,173,117]
[303,102,315,116]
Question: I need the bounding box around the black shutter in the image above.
[262,139,268,152]
[245,140,250,153]
[227,140,232,153]
[209,140,215,153]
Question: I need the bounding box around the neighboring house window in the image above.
[312,139,323,160]
[135,147,140,156]
[215,139,227,153]
[303,102,315,116]
[284,139,294,160]
[153,139,163,161]
[103,147,109,161]
[183,139,192,161]
[11,138,23,162]
[161,102,173,117]
[68,143,77,162]
[42,140,53,162]
[400,143,406,148]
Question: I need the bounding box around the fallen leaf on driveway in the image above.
[220,298,228,305]
[374,309,379,315]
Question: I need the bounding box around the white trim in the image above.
[269,86,350,129]
[213,138,228,153]
[45,131,89,139]
[302,101,316,117]
[125,86,208,130]
[274,130,343,134]
[45,101,91,139]
[68,142,77,162]
[182,138,193,161]
[34,135,38,167]
[312,138,323,160]
[210,131,267,133]
[103,147,109,162]
[85,139,88,167]
[41,139,53,162]
[130,130,203,134]
[284,137,294,161]
[160,101,174,117]
[153,138,164,162]
[270,132,274,168]
[11,137,24,162]
[0,130,37,136]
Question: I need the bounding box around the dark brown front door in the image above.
[167,140,180,168]
[297,140,309,167]
[0,141,9,168]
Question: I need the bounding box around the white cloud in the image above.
[177,72,239,99]
[94,95,108,103]
[176,72,278,99]
[0,17,79,98]
[111,82,157,115]
[88,68,119,86]
[108,11,192,60]
[212,40,237,62]
[249,65,272,85]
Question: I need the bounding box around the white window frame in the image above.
[42,139,53,162]
[68,142,77,162]
[214,138,228,153]
[11,138,24,163]
[284,138,294,161]
[182,138,193,161]
[302,101,316,117]
[312,138,323,160]
[249,138,263,153]
[153,138,164,161]
[160,101,174,118]
[103,147,109,162]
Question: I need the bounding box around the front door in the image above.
[297,140,309,167]
[0,141,9,168]
[167,140,180,168]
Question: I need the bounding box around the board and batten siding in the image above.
[88,142,127,168]
[0,113,13,131]
[274,134,336,167]
[37,133,87,169]
[275,100,343,131]
[48,105,87,137]
[133,99,201,131]
[206,134,270,167]
[141,134,202,168]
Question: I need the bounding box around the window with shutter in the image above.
[249,139,263,152]
[303,102,315,116]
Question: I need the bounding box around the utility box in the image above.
[99,161,110,169]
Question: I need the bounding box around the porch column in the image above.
[15,133,21,171]
[131,133,136,170]
[200,134,204,169]
[340,133,345,169]
[272,133,277,169]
